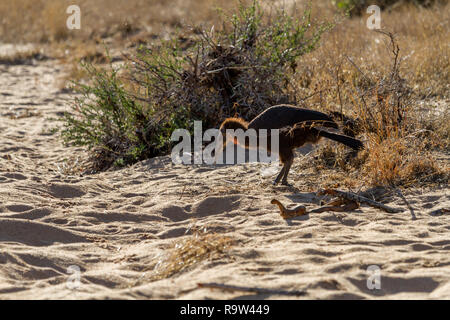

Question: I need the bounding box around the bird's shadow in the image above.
[285,214,310,226]
[270,183,305,194]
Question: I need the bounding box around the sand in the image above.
[0,52,449,300]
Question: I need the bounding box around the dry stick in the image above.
[374,30,400,81]
[206,65,264,74]
[394,188,417,220]
[345,55,370,82]
[318,189,404,213]
[198,282,306,297]
[298,88,326,102]
[310,201,359,213]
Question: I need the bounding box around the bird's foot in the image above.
[273,180,291,186]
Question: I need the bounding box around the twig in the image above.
[206,65,263,74]
[345,55,370,82]
[298,88,326,102]
[374,30,400,81]
[197,282,306,296]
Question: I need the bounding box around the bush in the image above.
[129,0,332,128]
[62,61,162,170]
[350,31,412,139]
[62,0,332,171]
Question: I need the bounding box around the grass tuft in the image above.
[152,231,235,280]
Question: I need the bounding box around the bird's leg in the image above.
[273,164,286,185]
[214,130,230,164]
[281,158,293,185]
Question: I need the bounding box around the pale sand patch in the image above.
[0,51,449,300]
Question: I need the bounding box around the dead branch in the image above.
[394,188,416,220]
[374,30,400,80]
[310,198,359,213]
[318,189,404,213]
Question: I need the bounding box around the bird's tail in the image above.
[317,130,364,151]
[298,119,339,130]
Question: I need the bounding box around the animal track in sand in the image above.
[0,59,449,299]
[6,204,34,212]
[310,279,343,291]
[410,243,434,251]
[0,219,89,246]
[83,211,165,224]
[325,263,354,273]
[47,183,86,199]
[347,275,440,296]
[151,203,189,222]
[157,227,188,239]
[5,208,52,220]
[190,195,241,217]
[2,172,27,180]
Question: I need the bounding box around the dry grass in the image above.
[303,138,448,189]
[0,0,239,44]
[295,2,449,102]
[2,1,447,95]
[302,9,448,125]
[151,230,235,281]
[287,2,449,188]
[3,0,446,97]
[360,134,446,186]
[0,0,244,88]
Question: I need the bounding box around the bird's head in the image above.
[217,117,249,152]
[219,117,249,133]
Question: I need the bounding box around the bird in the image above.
[218,104,364,185]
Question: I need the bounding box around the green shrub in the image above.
[62,62,154,170]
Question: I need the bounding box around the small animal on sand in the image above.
[219,104,364,185]
[270,199,306,219]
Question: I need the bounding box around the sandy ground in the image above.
[0,52,449,300]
